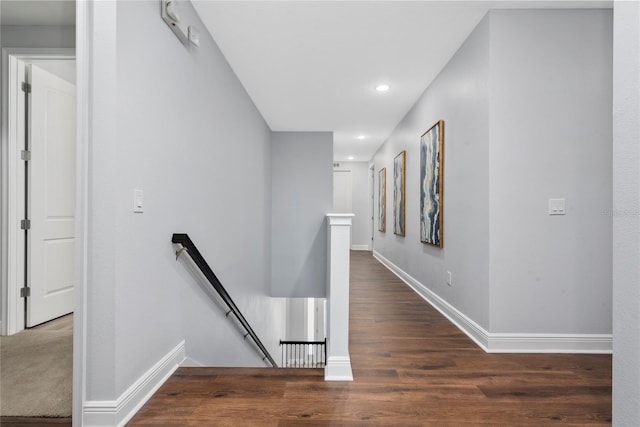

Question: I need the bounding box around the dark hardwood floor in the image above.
[128,251,612,426]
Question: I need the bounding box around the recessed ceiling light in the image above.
[357,135,366,140]
[348,156,355,160]
[375,84,390,92]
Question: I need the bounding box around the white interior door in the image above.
[333,170,352,213]
[27,64,76,327]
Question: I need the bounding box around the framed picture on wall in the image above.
[393,151,406,236]
[378,167,386,233]
[420,120,444,247]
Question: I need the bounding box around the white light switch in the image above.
[549,198,565,215]
[134,189,144,213]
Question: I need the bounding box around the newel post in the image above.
[325,213,354,381]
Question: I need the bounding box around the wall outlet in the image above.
[446,271,452,286]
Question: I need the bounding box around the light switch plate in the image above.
[134,189,144,213]
[549,198,565,215]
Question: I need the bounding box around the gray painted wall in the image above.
[285,298,307,340]
[489,9,612,334]
[373,9,612,336]
[373,15,492,329]
[334,161,371,249]
[87,0,285,401]
[271,131,333,298]
[0,25,75,48]
[612,1,640,424]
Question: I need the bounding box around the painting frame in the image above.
[420,120,444,247]
[393,151,406,236]
[378,167,386,233]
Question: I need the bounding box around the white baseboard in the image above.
[83,340,185,427]
[372,251,612,354]
[350,245,370,251]
[487,333,612,353]
[324,356,353,381]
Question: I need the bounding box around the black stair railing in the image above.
[172,233,277,367]
[279,339,327,368]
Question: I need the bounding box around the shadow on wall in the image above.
[295,221,327,297]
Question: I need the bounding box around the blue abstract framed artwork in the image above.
[420,120,444,247]
[393,151,406,236]
[378,168,386,233]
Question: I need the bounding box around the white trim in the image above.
[3,52,25,336]
[350,245,369,251]
[324,356,354,381]
[83,341,186,427]
[73,1,89,425]
[373,250,612,354]
[368,162,375,251]
[487,333,612,354]
[0,47,6,336]
[326,213,355,220]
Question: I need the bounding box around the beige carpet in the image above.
[0,322,72,417]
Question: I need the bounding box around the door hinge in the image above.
[20,286,31,298]
[22,82,31,93]
[21,150,31,161]
[20,219,31,230]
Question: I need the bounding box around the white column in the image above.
[325,213,354,381]
[613,1,640,423]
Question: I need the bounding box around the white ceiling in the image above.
[193,0,611,162]
[1,0,611,162]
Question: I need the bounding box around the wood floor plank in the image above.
[128,251,611,425]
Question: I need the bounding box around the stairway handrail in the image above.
[172,233,277,367]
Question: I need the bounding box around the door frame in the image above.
[74,2,89,424]
[1,47,75,336]
[368,162,375,251]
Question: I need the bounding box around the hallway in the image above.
[129,251,611,425]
